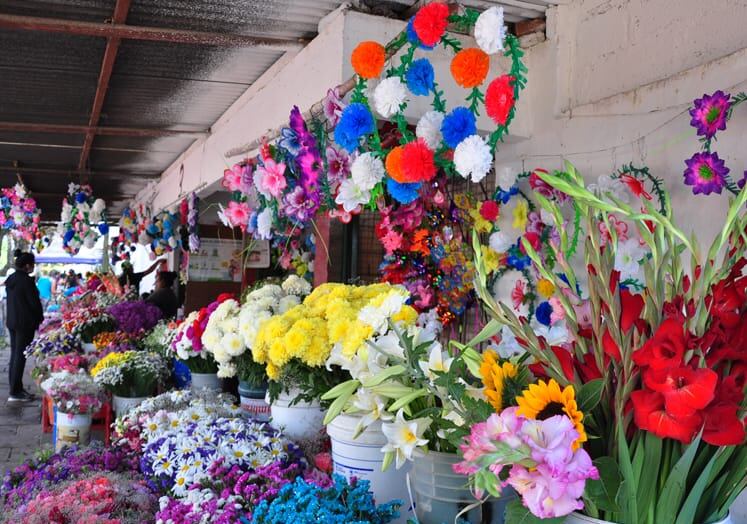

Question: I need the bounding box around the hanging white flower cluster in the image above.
[58,183,108,255]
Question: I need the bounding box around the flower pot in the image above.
[327,414,413,524]
[268,388,324,442]
[53,411,91,452]
[172,358,190,389]
[411,450,515,524]
[238,380,270,422]
[190,372,221,392]
[81,342,97,354]
[112,395,148,416]
[564,513,732,524]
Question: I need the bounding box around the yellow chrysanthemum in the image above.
[391,304,417,326]
[479,350,517,412]
[512,200,528,230]
[469,208,493,234]
[481,246,501,274]
[90,351,134,377]
[516,379,587,449]
[537,278,555,298]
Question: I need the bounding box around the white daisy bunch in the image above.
[141,415,291,497]
[201,299,243,377]
[171,311,202,360]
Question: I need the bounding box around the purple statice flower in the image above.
[323,87,345,126]
[689,90,731,139]
[326,146,351,185]
[107,300,163,335]
[683,151,729,195]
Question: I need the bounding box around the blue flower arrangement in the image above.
[441,107,476,148]
[334,103,376,153]
[405,58,435,96]
[535,300,553,326]
[387,178,421,204]
[250,474,401,524]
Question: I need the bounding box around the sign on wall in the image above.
[188,238,270,282]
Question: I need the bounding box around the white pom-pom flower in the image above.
[416,110,444,150]
[453,135,493,183]
[373,77,408,118]
[496,166,517,191]
[475,6,507,55]
[351,152,386,191]
[489,231,513,253]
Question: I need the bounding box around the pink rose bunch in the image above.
[453,407,598,519]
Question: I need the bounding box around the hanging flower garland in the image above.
[112,203,149,261]
[683,89,747,195]
[0,183,41,243]
[139,210,181,256]
[59,183,108,255]
[179,192,200,253]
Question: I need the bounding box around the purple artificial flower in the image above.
[289,105,308,136]
[689,90,730,139]
[323,88,345,126]
[738,171,747,190]
[282,186,319,224]
[683,151,729,195]
[325,146,351,185]
[297,148,323,189]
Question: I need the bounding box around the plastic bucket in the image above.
[268,389,324,442]
[112,395,148,415]
[327,414,412,524]
[238,381,270,422]
[410,450,515,524]
[190,372,221,392]
[54,411,92,452]
[564,513,732,524]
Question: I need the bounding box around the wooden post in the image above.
[313,212,331,287]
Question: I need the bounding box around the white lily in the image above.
[381,409,430,469]
[418,342,453,382]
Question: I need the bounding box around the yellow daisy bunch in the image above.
[90,350,135,377]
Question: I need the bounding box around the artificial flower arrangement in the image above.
[61,292,116,343]
[112,202,149,261]
[171,295,235,374]
[107,300,163,336]
[202,275,312,382]
[31,353,88,384]
[139,319,177,358]
[90,350,168,398]
[0,182,41,243]
[683,89,747,195]
[179,191,200,253]
[139,209,181,255]
[251,282,413,403]
[40,370,106,416]
[462,161,747,522]
[58,182,108,255]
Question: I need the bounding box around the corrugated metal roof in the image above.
[0,0,555,220]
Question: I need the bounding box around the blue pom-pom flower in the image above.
[405,58,435,96]
[334,103,375,153]
[387,177,421,204]
[441,107,477,148]
[536,301,553,326]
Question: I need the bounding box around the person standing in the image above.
[146,271,179,320]
[6,251,43,403]
[36,272,52,309]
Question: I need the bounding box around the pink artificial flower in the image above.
[381,230,403,254]
[225,201,251,231]
[598,214,629,245]
[23,198,37,212]
[254,158,287,198]
[323,87,345,126]
[549,297,565,324]
[223,163,247,192]
[511,280,527,311]
[326,146,351,185]
[278,250,293,270]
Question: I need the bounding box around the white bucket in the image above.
[411,449,515,524]
[190,372,221,391]
[268,388,324,442]
[54,411,92,452]
[112,395,148,415]
[327,414,412,524]
[81,342,97,354]
[240,395,271,422]
[564,513,732,524]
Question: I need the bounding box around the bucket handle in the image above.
[407,470,490,524]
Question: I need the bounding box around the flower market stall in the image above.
[0,1,746,524]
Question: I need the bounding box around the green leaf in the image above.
[322,382,357,425]
[636,432,662,523]
[675,447,722,524]
[616,423,639,524]
[387,388,428,412]
[504,499,565,524]
[577,378,605,414]
[359,365,406,388]
[467,318,503,347]
[655,432,702,524]
[381,450,394,472]
[320,379,360,401]
[585,456,622,512]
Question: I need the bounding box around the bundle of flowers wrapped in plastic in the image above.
[58,182,108,254]
[0,183,41,243]
[40,370,106,416]
[170,295,234,374]
[91,350,168,398]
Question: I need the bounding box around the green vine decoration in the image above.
[612,163,667,215]
[488,34,528,150]
[466,87,485,117]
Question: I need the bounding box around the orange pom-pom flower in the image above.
[485,75,515,125]
[385,146,407,183]
[351,41,386,79]
[401,139,436,182]
[451,48,490,88]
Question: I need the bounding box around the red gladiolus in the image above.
[520,232,541,254]
[479,200,500,221]
[702,403,746,446]
[412,3,450,47]
[577,352,604,381]
[401,139,436,182]
[631,389,702,443]
[485,75,515,125]
[643,366,718,418]
[717,363,747,403]
[632,318,686,370]
[620,289,645,332]
[602,329,621,362]
[707,278,744,328]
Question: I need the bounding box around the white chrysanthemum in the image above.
[221,332,245,357]
[278,295,300,313]
[496,166,517,191]
[351,152,386,191]
[256,208,273,240]
[373,77,408,118]
[335,179,370,213]
[475,6,506,55]
[416,110,444,150]
[454,135,493,183]
[489,230,513,253]
[281,275,311,296]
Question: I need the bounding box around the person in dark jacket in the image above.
[6,250,43,403]
[146,271,179,320]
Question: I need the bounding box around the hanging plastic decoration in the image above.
[0,183,41,243]
[32,226,55,253]
[59,183,108,255]
[179,192,200,253]
[112,202,150,261]
[139,209,180,256]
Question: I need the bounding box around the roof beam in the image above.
[32,192,131,201]
[0,121,208,138]
[0,13,306,50]
[78,0,132,171]
[0,165,161,179]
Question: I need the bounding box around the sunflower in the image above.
[480,350,518,412]
[516,379,587,449]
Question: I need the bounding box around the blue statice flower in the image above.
[495,184,519,204]
[334,103,375,153]
[441,107,476,148]
[406,17,435,50]
[250,474,401,524]
[405,58,435,96]
[535,301,553,326]
[387,178,421,204]
[98,222,109,235]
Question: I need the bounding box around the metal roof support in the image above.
[0,13,306,51]
[0,165,161,179]
[0,121,207,138]
[77,0,132,172]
